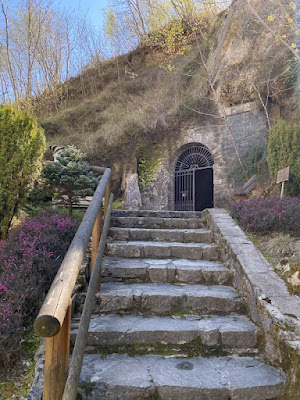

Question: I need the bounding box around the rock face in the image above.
[71,210,284,399]
[122,172,142,210]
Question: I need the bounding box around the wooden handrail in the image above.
[34,166,113,399]
[89,166,106,175]
[34,168,111,337]
[62,193,114,400]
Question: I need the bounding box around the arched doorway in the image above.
[174,144,214,211]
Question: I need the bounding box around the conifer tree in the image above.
[268,120,300,196]
[42,146,99,216]
[0,104,46,239]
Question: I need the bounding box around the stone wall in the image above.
[140,102,267,211]
[204,208,300,399]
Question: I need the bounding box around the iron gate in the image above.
[174,145,214,212]
[174,169,194,211]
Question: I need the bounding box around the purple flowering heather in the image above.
[229,197,300,236]
[0,212,79,369]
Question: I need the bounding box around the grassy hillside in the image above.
[37,0,297,187]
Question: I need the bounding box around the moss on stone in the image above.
[277,342,300,400]
[88,336,231,359]
[274,324,296,334]
[137,144,164,191]
[170,305,189,317]
[256,330,267,355]
[78,381,96,396]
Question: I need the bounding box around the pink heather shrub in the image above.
[0,212,79,369]
[229,197,300,236]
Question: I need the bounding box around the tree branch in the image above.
[246,0,300,62]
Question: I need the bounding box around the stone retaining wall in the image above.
[204,208,300,399]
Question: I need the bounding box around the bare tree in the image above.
[0,0,105,106]
[0,0,19,101]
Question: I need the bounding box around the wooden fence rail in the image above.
[34,166,113,400]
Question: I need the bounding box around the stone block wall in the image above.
[204,208,300,399]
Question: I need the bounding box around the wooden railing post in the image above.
[104,176,111,220]
[43,300,72,400]
[91,207,102,291]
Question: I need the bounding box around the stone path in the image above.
[72,210,285,399]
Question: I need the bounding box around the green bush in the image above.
[0,105,46,239]
[268,120,300,196]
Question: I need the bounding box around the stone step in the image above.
[102,257,233,285]
[111,210,202,218]
[106,241,219,261]
[109,227,212,243]
[71,314,258,356]
[78,354,284,400]
[95,283,246,316]
[111,216,206,229]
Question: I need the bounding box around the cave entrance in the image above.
[174,145,214,211]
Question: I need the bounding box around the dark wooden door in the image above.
[195,168,214,211]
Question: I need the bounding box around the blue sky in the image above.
[59,0,109,29]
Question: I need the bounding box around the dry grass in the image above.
[41,55,190,168]
[250,233,300,296]
[265,234,294,257]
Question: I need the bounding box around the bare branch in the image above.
[252,82,271,134]
[246,0,300,62]
[192,22,249,177]
[181,101,224,119]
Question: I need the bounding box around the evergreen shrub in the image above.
[42,146,99,216]
[268,120,300,196]
[0,105,46,239]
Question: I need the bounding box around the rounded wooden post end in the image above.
[34,315,61,337]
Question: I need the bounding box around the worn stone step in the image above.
[106,241,219,261]
[71,314,258,356]
[77,354,284,399]
[102,257,233,285]
[111,216,206,229]
[111,210,202,218]
[109,227,212,243]
[95,283,246,315]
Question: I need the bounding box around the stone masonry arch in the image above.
[137,103,267,210]
[173,143,214,211]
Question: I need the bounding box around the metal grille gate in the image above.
[174,145,214,212]
[175,170,194,211]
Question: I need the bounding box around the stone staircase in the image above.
[72,210,285,399]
